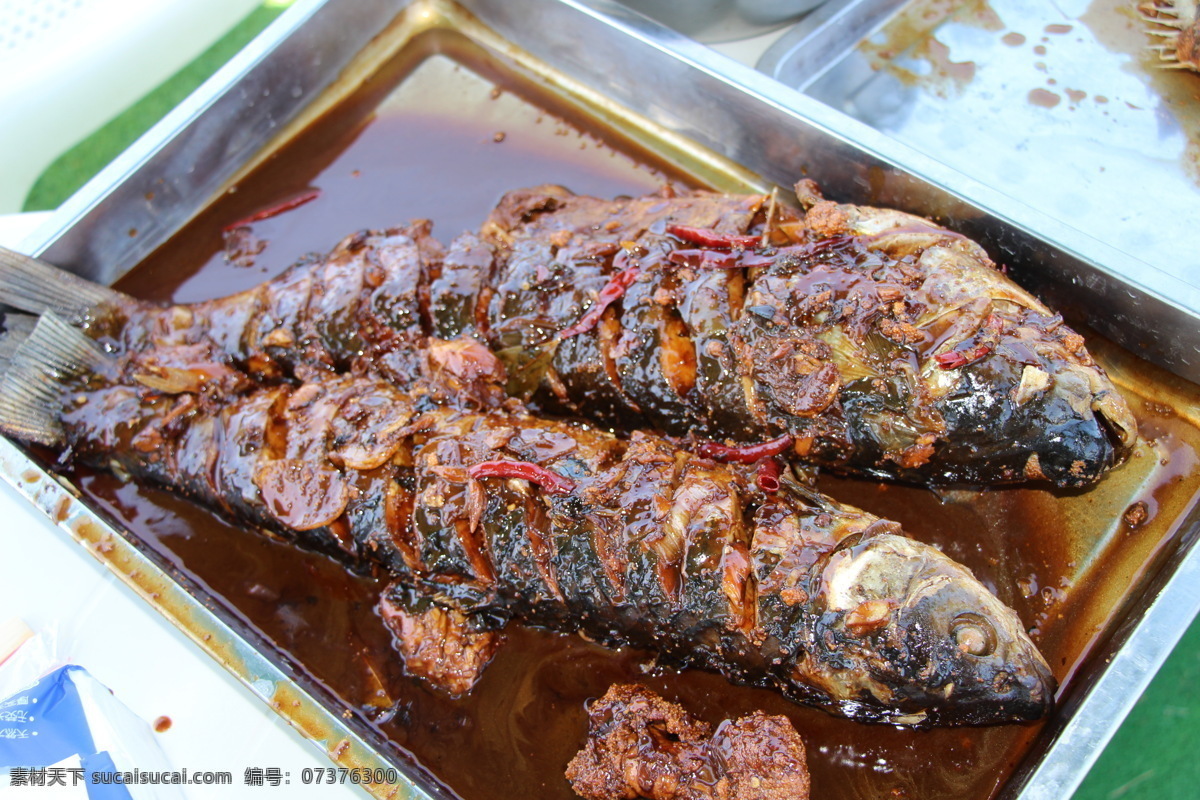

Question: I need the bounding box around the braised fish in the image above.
[0,181,1134,487]
[0,315,1054,725]
[475,182,1137,487]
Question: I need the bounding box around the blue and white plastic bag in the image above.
[0,637,185,800]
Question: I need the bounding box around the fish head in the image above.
[911,244,1138,488]
[797,532,1055,725]
[804,220,1140,488]
[928,352,1138,488]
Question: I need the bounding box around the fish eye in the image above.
[951,613,996,657]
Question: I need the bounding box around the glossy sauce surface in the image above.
[69,27,1200,800]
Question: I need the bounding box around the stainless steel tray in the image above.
[758,0,1200,385]
[4,1,1200,799]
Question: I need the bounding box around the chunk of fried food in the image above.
[566,684,810,800]
[378,586,503,697]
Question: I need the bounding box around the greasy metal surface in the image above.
[2,0,1200,799]
[1017,517,1200,800]
[758,0,1200,383]
[614,0,828,42]
[758,0,908,85]
[994,340,1200,799]
[796,0,1200,286]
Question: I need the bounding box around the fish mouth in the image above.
[919,654,1056,726]
[865,630,1057,727]
[813,650,1056,727]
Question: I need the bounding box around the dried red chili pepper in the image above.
[756,458,783,493]
[934,350,972,369]
[666,224,761,250]
[468,460,576,495]
[935,315,1003,369]
[696,434,795,464]
[559,265,641,339]
[666,249,741,269]
[222,188,322,232]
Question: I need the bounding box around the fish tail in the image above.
[0,313,38,368]
[0,246,132,321]
[0,312,111,447]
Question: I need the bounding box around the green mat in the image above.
[21,4,1199,799]
[22,4,289,212]
[1074,615,1200,800]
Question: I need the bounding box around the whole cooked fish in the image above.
[0,314,1054,725]
[0,181,1134,488]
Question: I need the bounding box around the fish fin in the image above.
[0,245,131,320]
[0,313,38,368]
[0,312,111,447]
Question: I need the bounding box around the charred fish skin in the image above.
[743,233,1137,488]
[4,324,1051,724]
[477,185,765,433]
[383,438,1058,726]
[480,185,1136,488]
[833,204,1138,488]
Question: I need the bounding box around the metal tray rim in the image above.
[0,439,435,800]
[5,1,1200,798]
[18,0,329,260]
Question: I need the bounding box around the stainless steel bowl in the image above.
[617,0,833,41]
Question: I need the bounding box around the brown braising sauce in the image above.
[64,24,1200,800]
